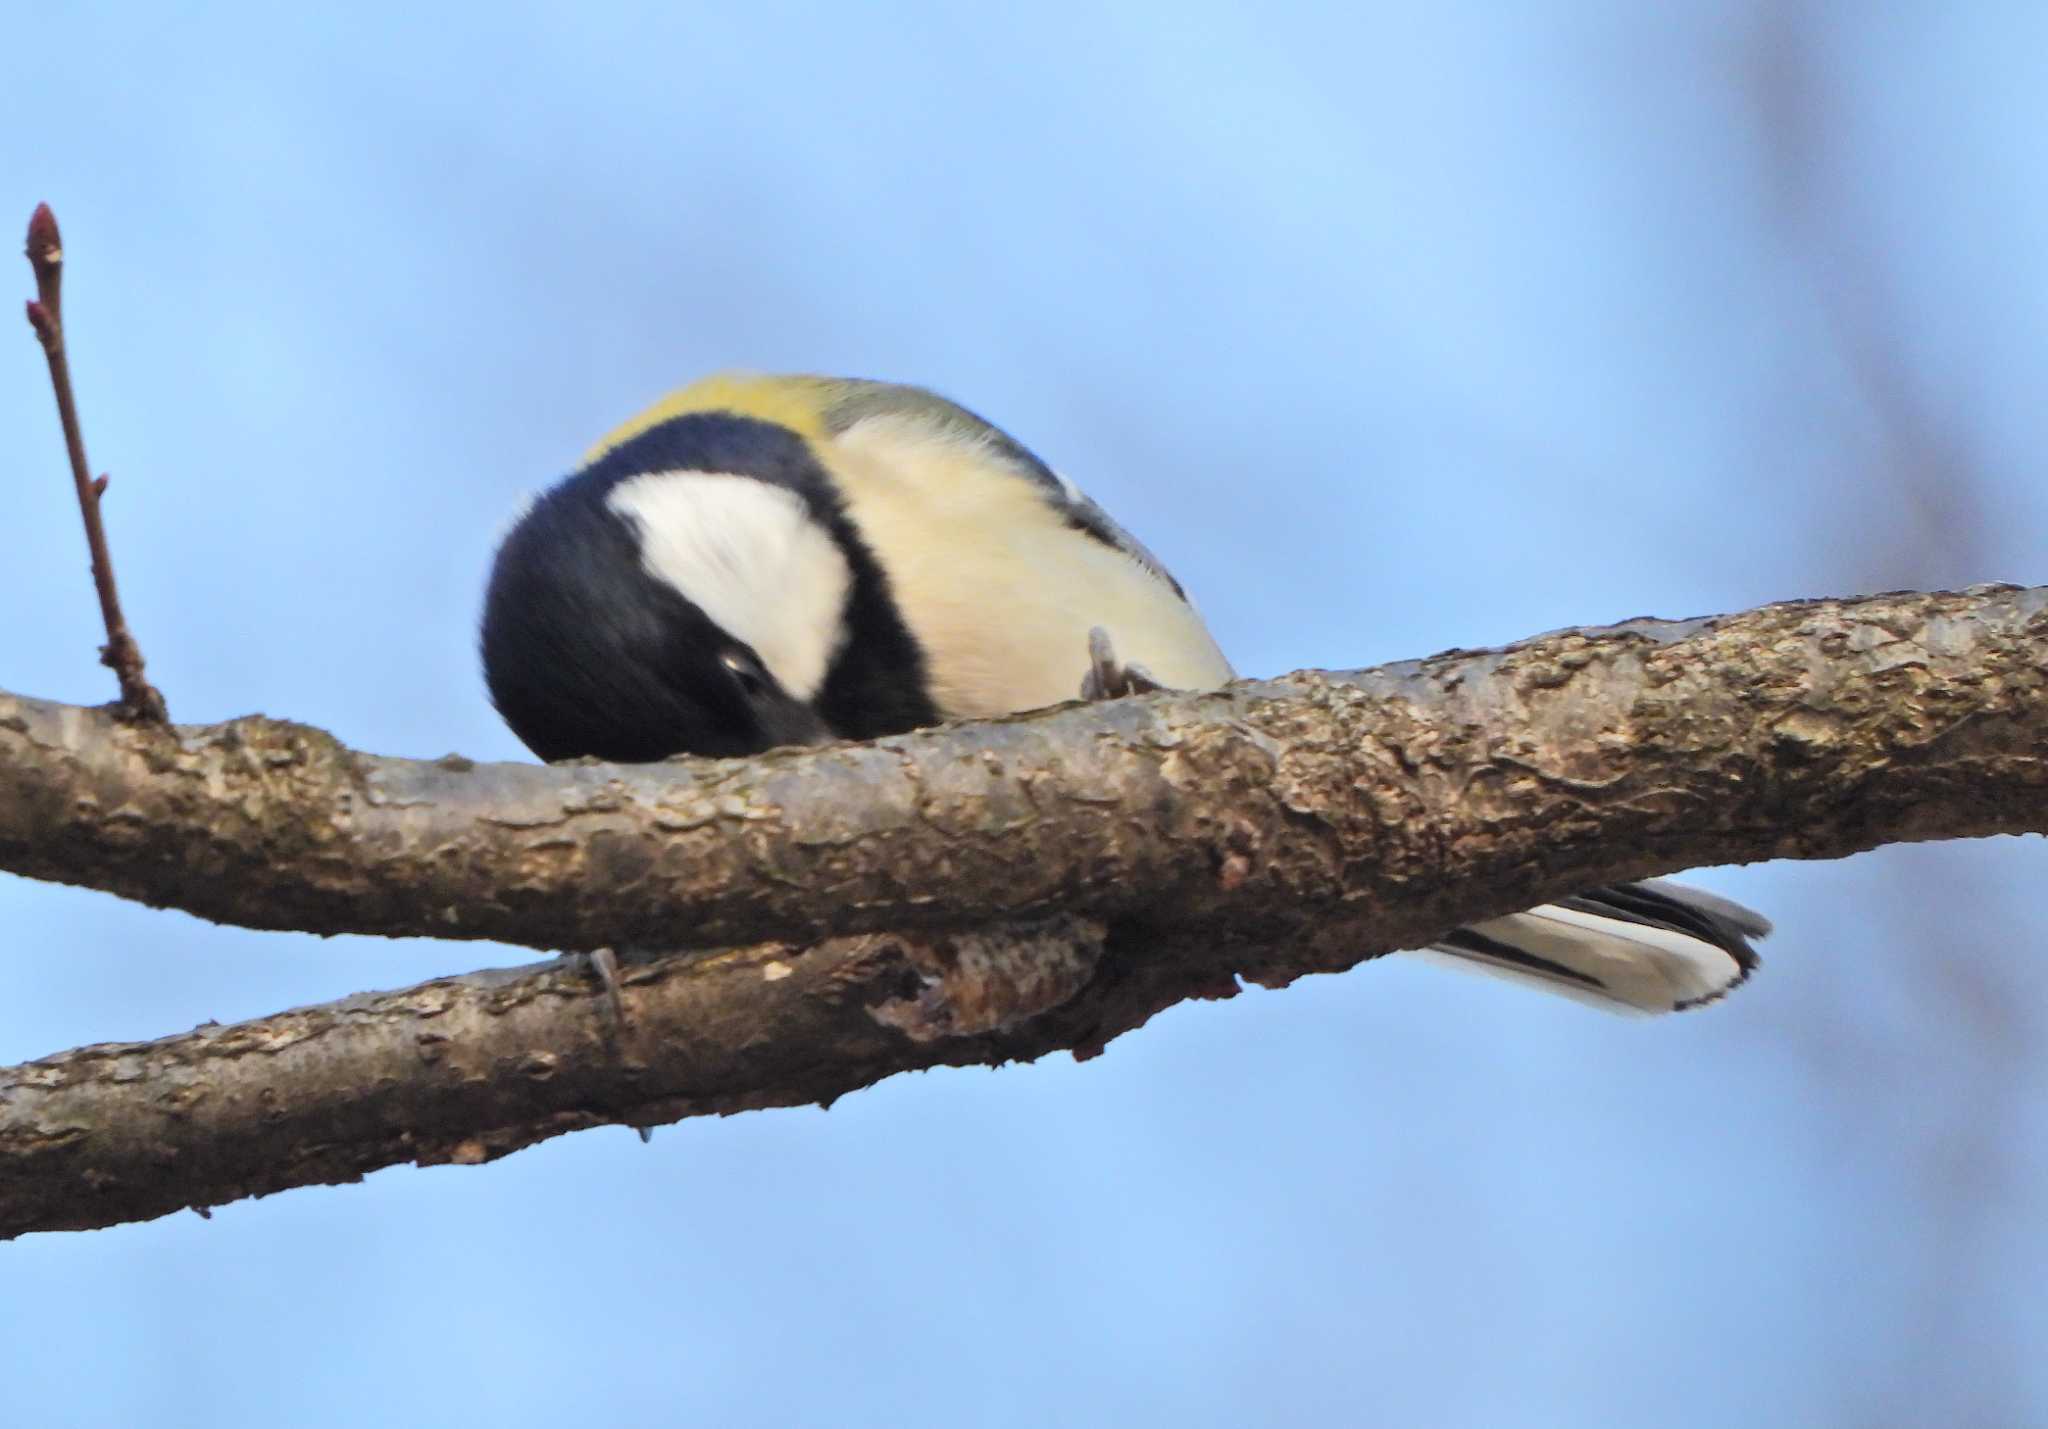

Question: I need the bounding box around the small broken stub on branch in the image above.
[862,914,1108,1043]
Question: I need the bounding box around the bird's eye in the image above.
[720,651,768,698]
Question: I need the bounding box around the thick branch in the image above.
[3,586,2044,958]
[4,584,2047,1237]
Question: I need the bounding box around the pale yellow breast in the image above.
[824,415,1233,720]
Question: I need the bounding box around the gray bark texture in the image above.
[3,584,2046,1238]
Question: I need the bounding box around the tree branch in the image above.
[4,582,2046,1237]
[0,917,1119,1239]
[4,585,2044,954]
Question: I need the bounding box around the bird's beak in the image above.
[757,693,834,752]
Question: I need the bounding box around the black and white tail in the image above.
[1408,878,1769,1014]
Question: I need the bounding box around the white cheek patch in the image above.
[605,471,852,701]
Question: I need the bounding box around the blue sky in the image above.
[4,4,2046,1424]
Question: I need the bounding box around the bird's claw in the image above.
[588,946,627,1029]
[1081,626,1165,701]
[585,948,654,1142]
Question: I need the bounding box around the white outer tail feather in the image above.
[1407,879,1768,1015]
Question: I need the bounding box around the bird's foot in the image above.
[581,948,655,1143]
[1081,626,1167,701]
[586,946,627,1029]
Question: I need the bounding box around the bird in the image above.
[481,372,1767,1014]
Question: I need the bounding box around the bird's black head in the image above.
[480,415,853,763]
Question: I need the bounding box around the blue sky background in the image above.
[5,4,2046,1424]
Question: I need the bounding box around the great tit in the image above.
[481,373,1766,1014]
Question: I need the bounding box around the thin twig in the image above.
[23,203,167,723]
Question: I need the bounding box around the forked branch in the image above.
[2,583,2046,1237]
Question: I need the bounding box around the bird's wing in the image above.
[813,378,1191,600]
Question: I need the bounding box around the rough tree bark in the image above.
[3,582,2045,1239]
